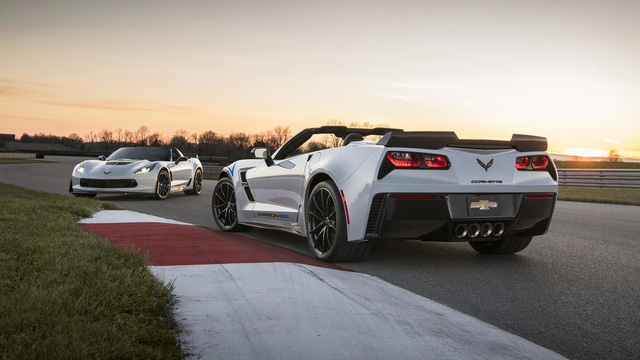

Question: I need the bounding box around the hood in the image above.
[81,159,154,177]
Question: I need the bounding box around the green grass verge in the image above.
[558,186,640,206]
[0,158,53,164]
[554,160,640,169]
[0,183,180,359]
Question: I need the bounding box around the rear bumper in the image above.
[364,193,556,241]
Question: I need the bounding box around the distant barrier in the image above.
[202,164,224,175]
[557,169,640,189]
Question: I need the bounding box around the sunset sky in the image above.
[1,0,639,158]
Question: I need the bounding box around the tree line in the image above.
[17,120,388,160]
[18,125,293,159]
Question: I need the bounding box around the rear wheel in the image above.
[154,169,171,200]
[212,177,249,232]
[469,235,533,254]
[306,180,372,262]
[184,168,203,195]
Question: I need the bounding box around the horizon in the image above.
[1,0,639,159]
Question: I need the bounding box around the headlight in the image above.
[135,163,157,174]
[76,164,85,173]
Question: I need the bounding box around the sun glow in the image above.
[563,148,609,158]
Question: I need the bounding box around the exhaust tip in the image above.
[493,222,505,237]
[454,224,469,238]
[480,222,493,237]
[467,223,480,238]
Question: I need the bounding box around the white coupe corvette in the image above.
[70,147,203,199]
[212,126,558,262]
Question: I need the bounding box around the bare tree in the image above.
[114,128,123,145]
[272,126,291,148]
[136,125,149,145]
[99,129,113,143]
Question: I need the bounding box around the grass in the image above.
[554,160,640,169]
[0,158,53,164]
[0,183,180,359]
[558,186,640,206]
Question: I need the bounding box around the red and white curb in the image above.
[80,210,566,360]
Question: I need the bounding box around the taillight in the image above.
[531,156,548,170]
[515,155,556,180]
[386,152,421,168]
[423,155,448,168]
[379,151,451,179]
[515,156,531,169]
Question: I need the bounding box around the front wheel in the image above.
[72,193,97,198]
[212,177,249,232]
[154,169,171,200]
[70,179,96,198]
[469,235,533,254]
[306,180,372,262]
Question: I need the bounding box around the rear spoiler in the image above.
[377,132,547,152]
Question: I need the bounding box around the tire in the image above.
[469,235,533,255]
[154,169,171,200]
[70,179,96,198]
[72,193,97,198]
[212,177,250,232]
[306,180,372,262]
[184,168,203,195]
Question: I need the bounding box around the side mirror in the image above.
[251,147,274,166]
[175,156,188,164]
[98,155,106,161]
[251,147,268,159]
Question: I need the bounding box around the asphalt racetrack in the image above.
[2,156,639,360]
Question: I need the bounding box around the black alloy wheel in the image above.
[308,187,338,256]
[212,177,249,232]
[155,170,171,200]
[306,180,372,262]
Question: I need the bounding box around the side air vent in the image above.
[365,194,386,236]
[240,170,254,202]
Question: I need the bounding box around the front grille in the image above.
[365,194,386,236]
[105,162,132,165]
[80,178,138,188]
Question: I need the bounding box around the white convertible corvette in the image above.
[212,126,558,262]
[70,147,203,199]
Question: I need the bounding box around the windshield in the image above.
[107,147,170,161]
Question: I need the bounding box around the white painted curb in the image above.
[79,210,192,226]
[152,263,566,360]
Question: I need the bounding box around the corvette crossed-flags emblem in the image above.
[477,158,494,172]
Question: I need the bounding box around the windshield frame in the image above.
[106,147,171,161]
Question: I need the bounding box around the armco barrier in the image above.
[202,164,224,175]
[557,169,640,189]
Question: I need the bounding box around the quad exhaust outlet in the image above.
[454,222,505,239]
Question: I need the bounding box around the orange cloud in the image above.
[36,100,206,115]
